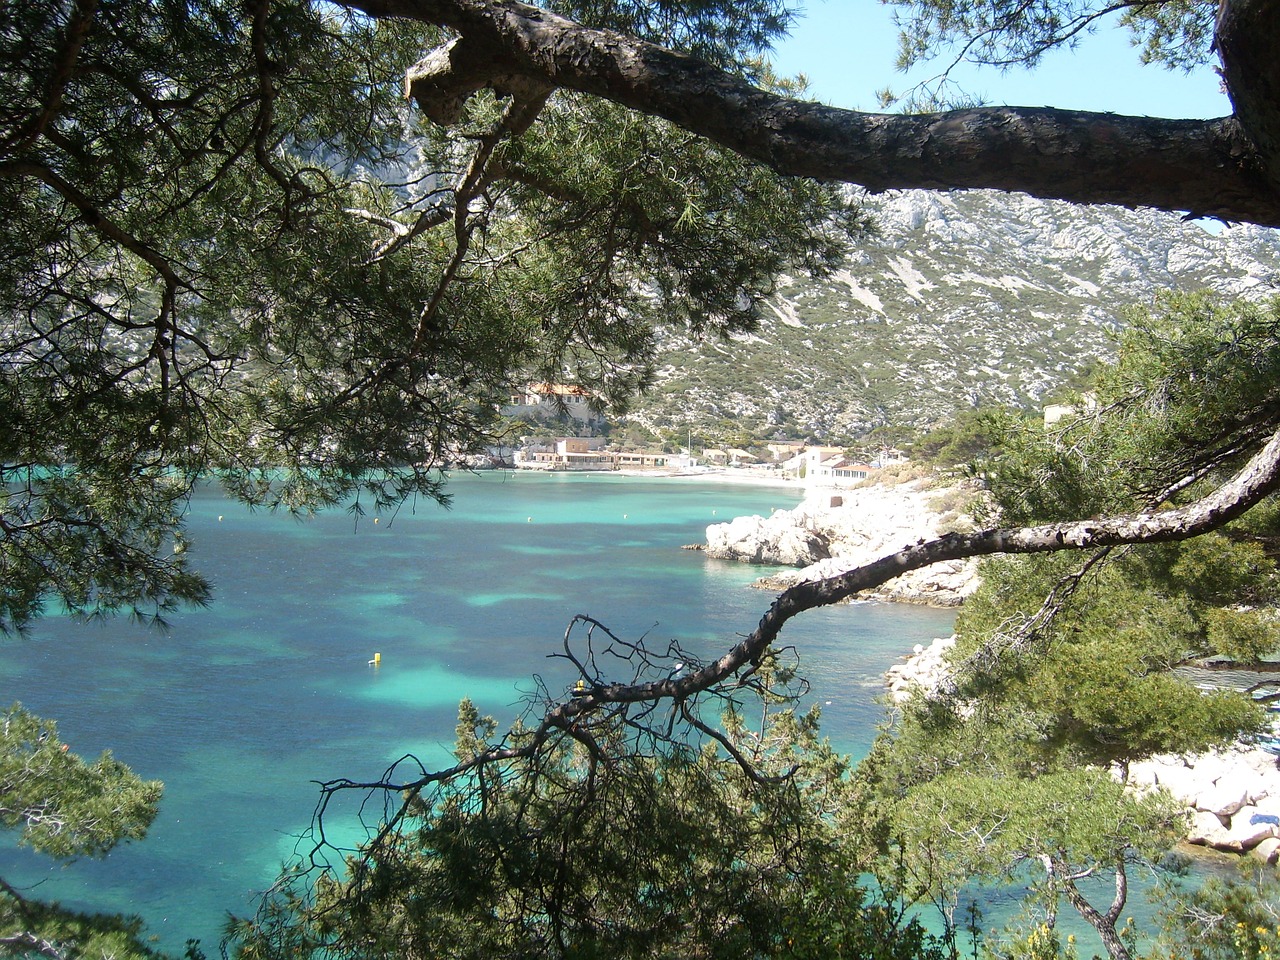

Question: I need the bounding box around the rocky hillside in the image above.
[627,190,1280,441]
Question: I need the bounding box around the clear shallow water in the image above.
[1,473,955,952]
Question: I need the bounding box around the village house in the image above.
[1043,393,1098,428]
[516,437,611,470]
[514,437,685,472]
[1043,403,1076,427]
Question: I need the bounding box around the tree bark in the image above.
[1217,0,1280,190]
[1061,873,1133,960]
[345,0,1280,226]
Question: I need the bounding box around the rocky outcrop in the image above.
[706,479,981,605]
[885,635,958,700]
[704,512,832,566]
[1129,747,1280,861]
[886,635,1280,863]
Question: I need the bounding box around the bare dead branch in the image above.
[0,932,67,960]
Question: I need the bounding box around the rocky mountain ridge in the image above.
[628,190,1280,441]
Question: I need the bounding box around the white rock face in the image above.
[712,479,981,605]
[1220,806,1280,852]
[1195,781,1251,818]
[1187,810,1230,847]
[704,512,831,566]
[633,189,1280,445]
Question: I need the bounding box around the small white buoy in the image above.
[373,518,379,525]
[825,700,833,706]
[217,515,223,522]
[623,514,628,519]
[527,516,532,522]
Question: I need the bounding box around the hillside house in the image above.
[504,382,602,425]
[766,441,805,461]
[1043,404,1076,427]
[1043,393,1097,428]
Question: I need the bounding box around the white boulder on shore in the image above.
[1130,747,1280,861]
[887,636,1280,864]
[703,479,981,605]
[884,634,958,699]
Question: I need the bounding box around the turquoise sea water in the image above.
[1,473,956,952]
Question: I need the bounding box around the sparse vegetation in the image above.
[626,192,1280,445]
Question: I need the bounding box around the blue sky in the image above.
[769,0,1230,118]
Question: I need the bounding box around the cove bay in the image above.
[1,474,956,952]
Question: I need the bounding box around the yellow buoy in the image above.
[369,652,382,666]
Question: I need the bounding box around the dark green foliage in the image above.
[1,0,857,632]
[551,0,796,66]
[1,703,167,960]
[980,293,1280,526]
[886,0,1216,76]
[952,548,1269,767]
[1120,0,1219,71]
[855,293,1280,959]
[914,407,1020,471]
[231,693,945,960]
[1152,863,1280,960]
[0,703,161,859]
[0,896,173,960]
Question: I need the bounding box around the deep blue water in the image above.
[1,473,955,952]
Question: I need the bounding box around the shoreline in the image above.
[646,468,809,490]
[622,466,870,495]
[507,463,814,490]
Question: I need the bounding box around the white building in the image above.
[781,446,875,487]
